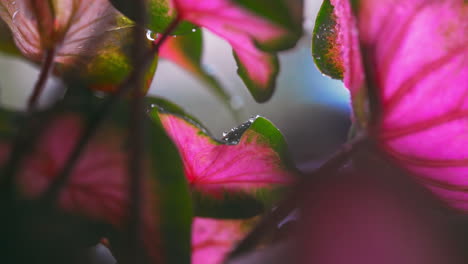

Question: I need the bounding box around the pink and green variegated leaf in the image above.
[173,0,303,102]
[0,0,118,64]
[147,97,297,218]
[312,0,344,80]
[0,0,159,94]
[192,217,256,264]
[70,26,158,94]
[159,28,231,106]
[312,0,368,123]
[0,103,193,263]
[109,0,197,34]
[315,0,365,94]
[347,0,468,211]
[0,113,164,263]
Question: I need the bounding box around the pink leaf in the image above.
[157,111,295,197]
[192,217,254,264]
[171,0,300,102]
[0,0,123,64]
[0,114,163,263]
[330,0,468,211]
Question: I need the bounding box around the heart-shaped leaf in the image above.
[173,0,303,102]
[147,96,297,219]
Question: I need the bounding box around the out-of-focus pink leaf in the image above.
[0,0,119,64]
[298,164,467,264]
[327,0,468,211]
[192,217,255,264]
[0,0,158,94]
[0,114,163,263]
[171,0,302,102]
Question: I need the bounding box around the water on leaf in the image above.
[221,116,259,145]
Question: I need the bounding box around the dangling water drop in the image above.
[146,30,157,41]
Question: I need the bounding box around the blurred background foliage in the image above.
[0,0,350,171]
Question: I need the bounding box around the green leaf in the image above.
[0,107,23,139]
[0,19,21,56]
[312,0,344,80]
[234,0,304,51]
[109,0,197,35]
[233,51,279,103]
[61,26,158,94]
[160,29,232,106]
[146,110,193,264]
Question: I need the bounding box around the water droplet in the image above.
[221,116,258,145]
[146,30,157,41]
[248,115,259,123]
[172,35,177,38]
[191,28,197,32]
[12,11,18,21]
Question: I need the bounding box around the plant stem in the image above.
[150,16,181,52]
[227,134,368,259]
[126,0,148,262]
[28,48,56,111]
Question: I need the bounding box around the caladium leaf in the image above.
[69,26,158,94]
[312,0,344,80]
[159,28,232,106]
[0,0,158,94]
[109,0,197,34]
[192,217,257,264]
[327,0,468,211]
[173,0,303,102]
[147,96,297,219]
[0,102,192,263]
[112,0,303,102]
[0,0,117,64]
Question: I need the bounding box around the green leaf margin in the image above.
[312,0,344,80]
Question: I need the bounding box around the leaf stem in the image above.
[227,134,368,259]
[125,0,149,262]
[151,15,181,54]
[27,48,56,111]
